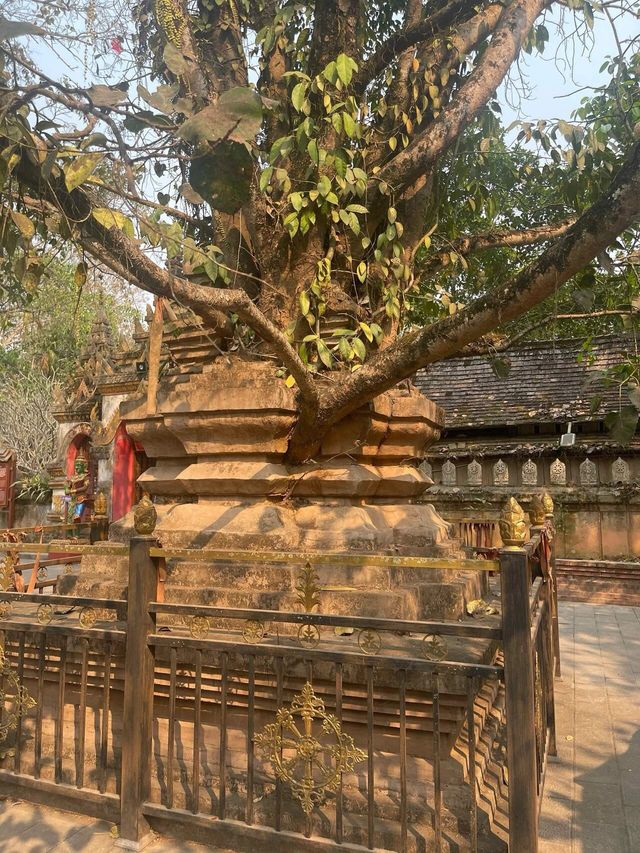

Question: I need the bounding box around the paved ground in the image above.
[0,600,636,851]
[539,602,640,853]
[0,802,209,852]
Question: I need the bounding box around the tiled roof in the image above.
[414,335,635,429]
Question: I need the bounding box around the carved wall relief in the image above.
[441,460,457,486]
[579,458,598,486]
[521,458,538,486]
[467,459,483,486]
[550,458,566,485]
[611,457,630,484]
[493,459,509,485]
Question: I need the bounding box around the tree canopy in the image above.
[0,0,638,459]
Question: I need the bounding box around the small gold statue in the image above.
[529,495,546,526]
[542,492,554,518]
[93,490,108,518]
[499,496,527,549]
[134,493,157,535]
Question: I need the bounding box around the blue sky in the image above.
[500,7,637,124]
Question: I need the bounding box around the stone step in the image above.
[165,559,452,591]
[163,583,417,620]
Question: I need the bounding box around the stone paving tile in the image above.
[0,802,212,853]
[539,602,640,853]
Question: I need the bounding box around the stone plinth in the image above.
[113,358,452,555]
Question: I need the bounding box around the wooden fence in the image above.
[0,511,558,852]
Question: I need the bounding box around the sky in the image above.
[499,7,637,125]
[28,1,637,129]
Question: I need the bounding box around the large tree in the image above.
[0,0,638,461]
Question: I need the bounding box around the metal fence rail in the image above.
[0,500,559,852]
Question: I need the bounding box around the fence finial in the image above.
[542,492,554,519]
[529,495,545,526]
[499,496,527,549]
[134,492,157,535]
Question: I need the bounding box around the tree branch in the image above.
[418,216,577,279]
[286,140,640,460]
[9,139,320,416]
[373,0,547,196]
[354,0,478,91]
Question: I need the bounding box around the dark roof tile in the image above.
[415,335,633,428]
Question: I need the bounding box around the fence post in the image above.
[117,498,158,850]
[500,497,539,853]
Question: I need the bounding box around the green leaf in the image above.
[299,291,311,316]
[307,138,320,165]
[178,87,263,144]
[342,112,357,138]
[92,207,135,238]
[336,54,355,86]
[64,152,104,192]
[489,356,511,380]
[317,175,332,197]
[86,85,127,107]
[138,83,179,115]
[163,43,190,76]
[189,142,253,213]
[291,82,307,112]
[604,407,639,445]
[352,338,366,361]
[10,210,35,239]
[338,337,352,360]
[359,322,373,342]
[317,338,333,368]
[74,261,88,288]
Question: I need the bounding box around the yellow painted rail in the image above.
[148,546,500,572]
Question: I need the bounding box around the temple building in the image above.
[415,334,640,559]
[48,299,227,525]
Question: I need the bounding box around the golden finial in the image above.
[134,493,157,535]
[499,496,527,549]
[529,495,546,526]
[542,492,554,518]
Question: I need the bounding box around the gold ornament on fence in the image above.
[242,620,265,644]
[37,603,53,625]
[296,562,321,614]
[499,497,527,549]
[0,551,17,591]
[134,493,157,535]
[296,561,322,647]
[529,495,546,526]
[255,681,366,816]
[79,607,97,629]
[357,628,382,656]
[298,622,320,648]
[542,492,554,518]
[421,634,448,661]
[0,603,11,619]
[189,615,210,639]
[0,648,36,746]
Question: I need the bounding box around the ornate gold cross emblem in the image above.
[255,682,366,815]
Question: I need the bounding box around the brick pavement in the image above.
[539,602,640,853]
